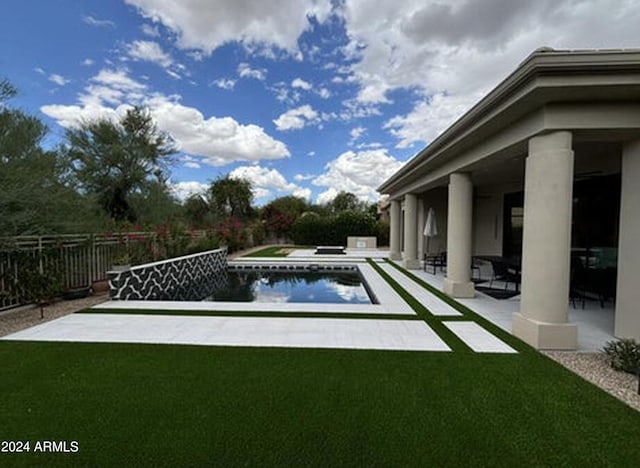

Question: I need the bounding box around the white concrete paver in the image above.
[358,263,413,314]
[377,263,462,316]
[1,314,450,352]
[409,264,614,351]
[288,249,389,259]
[444,321,517,353]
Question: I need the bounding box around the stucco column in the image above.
[389,199,402,260]
[443,173,474,298]
[403,193,420,269]
[513,131,577,349]
[417,197,425,262]
[615,138,640,340]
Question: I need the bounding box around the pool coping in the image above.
[93,262,415,315]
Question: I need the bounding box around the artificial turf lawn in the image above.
[81,307,420,321]
[241,246,296,257]
[4,260,640,465]
[1,341,640,467]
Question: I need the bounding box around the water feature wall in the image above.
[108,248,228,300]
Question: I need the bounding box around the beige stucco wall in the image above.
[347,237,377,249]
[615,138,640,340]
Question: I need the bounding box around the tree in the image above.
[129,180,182,226]
[260,195,308,240]
[208,175,254,221]
[183,194,211,228]
[65,107,175,223]
[328,191,362,213]
[0,78,100,235]
[0,78,17,102]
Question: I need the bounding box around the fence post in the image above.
[38,236,44,275]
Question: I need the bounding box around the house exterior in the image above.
[378,48,640,350]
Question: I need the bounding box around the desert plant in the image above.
[10,248,64,318]
[602,338,640,373]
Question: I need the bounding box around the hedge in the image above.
[290,211,388,246]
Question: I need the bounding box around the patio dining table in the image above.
[474,255,522,291]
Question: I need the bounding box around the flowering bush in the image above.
[216,217,248,253]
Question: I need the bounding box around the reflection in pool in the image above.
[204,270,375,304]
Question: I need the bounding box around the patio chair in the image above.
[488,259,520,292]
[569,256,587,309]
[424,252,446,274]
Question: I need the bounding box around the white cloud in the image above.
[48,74,71,86]
[125,0,332,55]
[83,15,115,28]
[273,104,319,131]
[294,173,315,182]
[316,187,339,205]
[171,181,209,201]
[237,62,267,81]
[166,69,182,80]
[34,67,45,75]
[349,126,366,144]
[313,149,405,203]
[337,0,640,146]
[181,155,202,169]
[292,187,313,200]
[148,95,290,165]
[291,78,312,90]
[384,92,478,148]
[92,69,147,92]
[40,103,130,129]
[41,68,290,166]
[317,87,331,99]
[212,78,236,90]
[82,59,94,66]
[270,82,301,105]
[141,23,160,37]
[127,40,173,67]
[229,166,311,201]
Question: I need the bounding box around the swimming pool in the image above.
[204,270,375,304]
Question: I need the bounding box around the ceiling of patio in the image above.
[417,139,623,194]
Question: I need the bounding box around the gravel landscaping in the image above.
[544,350,640,412]
[0,294,108,338]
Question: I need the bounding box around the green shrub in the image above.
[290,211,381,246]
[290,213,327,245]
[185,232,220,255]
[602,338,640,373]
[376,220,390,246]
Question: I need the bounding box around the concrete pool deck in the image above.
[1,251,517,354]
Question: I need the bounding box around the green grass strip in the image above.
[242,245,295,257]
[367,259,472,353]
[79,307,419,321]
[382,259,537,354]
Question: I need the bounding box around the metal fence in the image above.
[0,232,163,310]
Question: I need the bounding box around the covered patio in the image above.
[403,263,614,351]
[379,48,640,350]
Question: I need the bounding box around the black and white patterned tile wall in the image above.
[108,248,228,301]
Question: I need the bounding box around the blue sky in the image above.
[2,0,639,205]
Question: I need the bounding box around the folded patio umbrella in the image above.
[424,207,438,254]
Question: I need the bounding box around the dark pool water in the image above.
[204,270,374,304]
